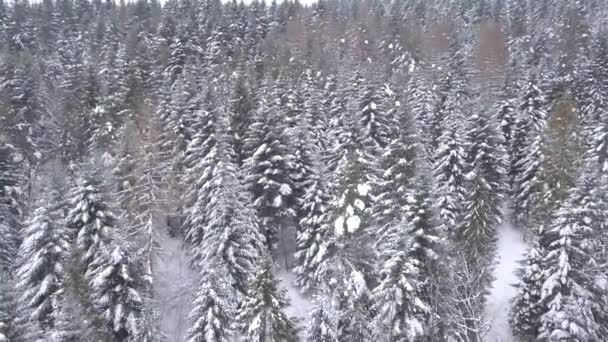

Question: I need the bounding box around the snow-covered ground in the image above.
[278,271,315,333]
[484,214,527,342]
[154,232,196,342]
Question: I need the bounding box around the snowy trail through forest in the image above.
[154,232,196,342]
[279,271,315,323]
[484,214,527,342]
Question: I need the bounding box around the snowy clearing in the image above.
[154,232,196,342]
[279,271,315,330]
[484,214,527,342]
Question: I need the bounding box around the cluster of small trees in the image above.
[1,0,608,341]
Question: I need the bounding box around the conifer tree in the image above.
[371,230,427,341]
[244,96,297,250]
[15,205,69,335]
[237,254,296,342]
[512,76,548,229]
[432,112,466,238]
[187,264,236,342]
[65,172,115,270]
[88,245,145,341]
[305,296,337,342]
[510,241,544,340]
[537,166,607,341]
[188,115,263,294]
[0,273,16,342]
[373,102,419,243]
[293,161,331,294]
[0,143,23,270]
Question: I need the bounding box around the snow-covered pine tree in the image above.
[237,254,297,342]
[432,106,467,238]
[305,295,337,342]
[356,73,394,150]
[65,172,115,270]
[88,245,145,341]
[0,143,23,273]
[457,109,506,269]
[528,92,582,233]
[15,205,69,335]
[293,158,331,294]
[512,75,548,229]
[0,273,17,342]
[537,164,607,341]
[286,79,322,270]
[244,94,297,251]
[373,98,419,245]
[371,228,427,341]
[408,67,437,162]
[188,113,263,294]
[228,66,254,166]
[182,95,217,247]
[510,241,545,340]
[187,263,236,342]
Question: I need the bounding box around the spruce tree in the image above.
[244,96,297,250]
[512,76,548,229]
[88,245,145,341]
[305,296,337,342]
[537,166,606,341]
[293,162,331,294]
[187,264,236,342]
[373,103,419,244]
[190,118,263,294]
[432,114,466,238]
[237,254,296,342]
[371,231,427,341]
[510,241,544,340]
[15,205,69,335]
[0,143,23,273]
[65,172,115,270]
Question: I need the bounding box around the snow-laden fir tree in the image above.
[356,74,394,150]
[510,241,545,340]
[182,101,217,248]
[187,113,263,294]
[244,95,297,250]
[15,205,69,336]
[371,225,427,341]
[432,106,467,238]
[65,171,115,270]
[305,295,337,342]
[408,67,437,162]
[528,92,582,233]
[537,165,607,341]
[187,262,236,342]
[457,109,506,271]
[372,99,419,245]
[0,143,23,273]
[512,75,548,229]
[0,273,16,342]
[88,245,145,341]
[237,254,297,342]
[293,158,331,294]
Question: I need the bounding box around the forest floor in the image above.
[278,270,316,336]
[483,212,527,342]
[154,231,195,342]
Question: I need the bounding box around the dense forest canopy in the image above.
[1,0,608,341]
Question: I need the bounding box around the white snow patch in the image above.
[278,271,315,336]
[346,215,361,233]
[334,216,345,236]
[483,209,527,342]
[154,230,196,342]
[354,199,365,211]
[357,184,370,196]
